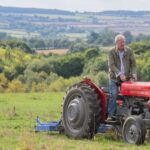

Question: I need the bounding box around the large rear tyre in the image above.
[122,116,146,145]
[62,83,101,139]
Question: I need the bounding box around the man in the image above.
[107,34,137,121]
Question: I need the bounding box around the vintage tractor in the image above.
[35,77,150,145]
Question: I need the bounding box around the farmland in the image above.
[0,93,150,150]
[36,49,69,55]
[0,7,150,39]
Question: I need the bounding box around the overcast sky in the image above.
[0,0,150,12]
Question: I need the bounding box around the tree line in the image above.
[1,29,150,51]
[0,39,150,92]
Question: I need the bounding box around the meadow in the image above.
[36,49,69,55]
[0,93,150,150]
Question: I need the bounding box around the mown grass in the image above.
[0,93,149,150]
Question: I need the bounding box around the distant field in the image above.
[0,93,150,150]
[1,8,150,38]
[36,49,69,55]
[0,29,40,38]
[18,13,83,19]
[63,33,87,40]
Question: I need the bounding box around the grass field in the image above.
[36,49,69,55]
[0,29,40,38]
[0,93,150,150]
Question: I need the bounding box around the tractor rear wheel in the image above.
[62,83,101,139]
[122,116,146,145]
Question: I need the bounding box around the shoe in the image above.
[111,115,117,119]
[106,117,113,121]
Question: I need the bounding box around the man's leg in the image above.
[108,80,118,118]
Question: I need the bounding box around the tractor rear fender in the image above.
[81,77,107,122]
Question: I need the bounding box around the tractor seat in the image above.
[101,87,109,93]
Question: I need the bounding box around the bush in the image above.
[45,72,58,85]
[0,73,8,92]
[129,41,150,54]
[83,55,108,75]
[56,54,84,78]
[7,80,26,92]
[96,71,109,86]
[31,82,49,92]
[49,76,81,92]
[0,40,32,53]
[84,48,100,60]
[86,71,108,87]
[137,54,150,81]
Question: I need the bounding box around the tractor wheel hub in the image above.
[67,97,85,129]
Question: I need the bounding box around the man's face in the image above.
[116,38,125,51]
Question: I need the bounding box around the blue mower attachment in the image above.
[35,117,62,132]
[35,117,113,133]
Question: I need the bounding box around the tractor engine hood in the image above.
[121,81,150,98]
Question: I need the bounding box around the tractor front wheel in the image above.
[122,116,146,145]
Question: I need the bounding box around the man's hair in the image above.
[115,34,125,43]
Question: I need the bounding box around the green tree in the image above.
[129,41,150,54]
[84,48,100,60]
[0,73,8,91]
[56,55,84,78]
[123,31,133,44]
[7,79,26,92]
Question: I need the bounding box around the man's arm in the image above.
[108,51,120,75]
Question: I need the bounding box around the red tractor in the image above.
[62,77,150,145]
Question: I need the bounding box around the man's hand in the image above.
[119,74,126,81]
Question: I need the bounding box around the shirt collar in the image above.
[115,46,127,54]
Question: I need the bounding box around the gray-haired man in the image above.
[107,34,137,121]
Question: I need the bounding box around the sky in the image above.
[0,0,150,12]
